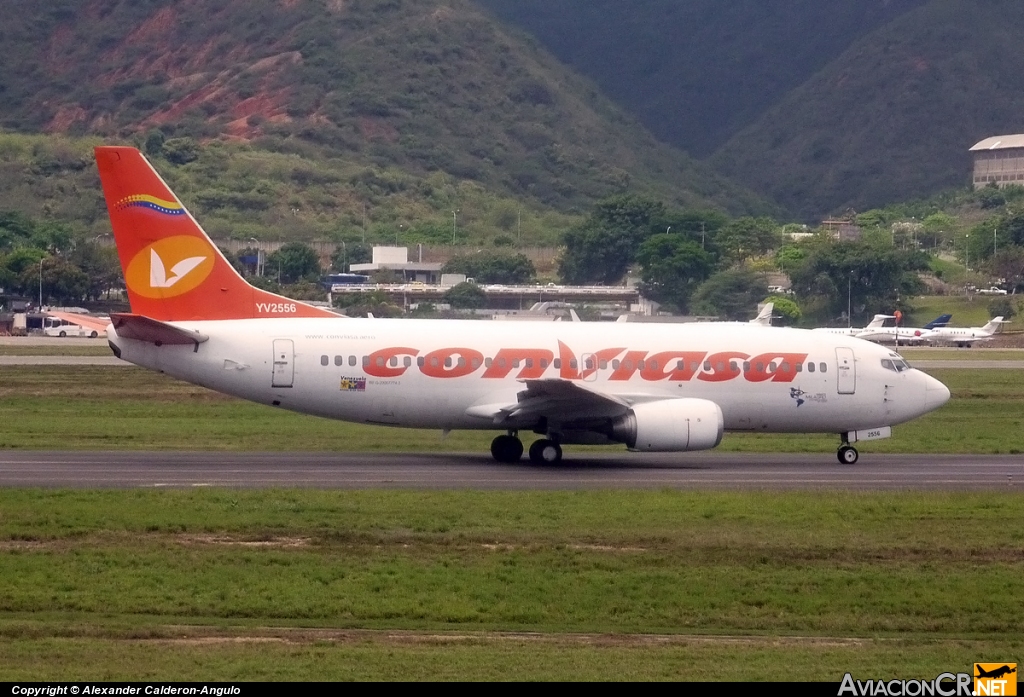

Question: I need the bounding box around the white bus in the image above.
[42,316,103,338]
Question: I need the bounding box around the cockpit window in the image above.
[881,358,912,373]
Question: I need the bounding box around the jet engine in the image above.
[608,398,724,452]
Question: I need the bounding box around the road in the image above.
[1,451,1022,490]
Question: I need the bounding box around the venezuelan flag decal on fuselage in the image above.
[114,194,185,216]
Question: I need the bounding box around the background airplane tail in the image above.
[95,146,336,321]
[982,316,1006,334]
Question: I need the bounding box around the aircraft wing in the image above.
[465,378,633,427]
[46,311,110,333]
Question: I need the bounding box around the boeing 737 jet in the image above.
[94,147,950,465]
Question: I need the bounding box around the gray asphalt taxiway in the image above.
[1,451,1022,490]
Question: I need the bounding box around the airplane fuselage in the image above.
[109,317,947,437]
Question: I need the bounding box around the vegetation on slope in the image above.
[0,0,771,218]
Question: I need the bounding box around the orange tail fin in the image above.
[95,146,336,321]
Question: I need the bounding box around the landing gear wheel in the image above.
[490,435,523,463]
[837,445,858,465]
[529,439,562,465]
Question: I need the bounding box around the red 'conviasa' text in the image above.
[361,344,808,383]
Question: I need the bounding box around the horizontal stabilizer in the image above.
[110,313,209,347]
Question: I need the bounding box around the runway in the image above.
[1,451,1022,490]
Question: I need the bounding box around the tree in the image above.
[161,137,200,165]
[17,256,89,304]
[442,252,536,284]
[765,295,801,326]
[443,281,486,309]
[788,239,928,323]
[329,242,371,272]
[714,216,782,265]
[69,241,122,300]
[635,233,712,312]
[690,268,769,320]
[558,195,665,284]
[265,242,321,284]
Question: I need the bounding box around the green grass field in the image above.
[0,489,1021,680]
[1,364,1022,680]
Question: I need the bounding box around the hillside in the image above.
[709,0,1024,221]
[479,0,925,158]
[0,0,772,230]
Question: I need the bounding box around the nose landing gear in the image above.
[837,439,859,464]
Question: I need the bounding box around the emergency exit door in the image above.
[835,347,856,394]
[272,339,294,388]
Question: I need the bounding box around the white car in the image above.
[976,286,1008,296]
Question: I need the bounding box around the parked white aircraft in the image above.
[812,314,894,338]
[920,317,1008,347]
[750,302,773,326]
[856,314,953,345]
[94,146,950,465]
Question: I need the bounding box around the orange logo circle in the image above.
[125,236,216,299]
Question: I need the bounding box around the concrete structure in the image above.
[970,135,1024,189]
[349,246,443,284]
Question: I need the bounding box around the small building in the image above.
[349,246,443,284]
[969,135,1024,189]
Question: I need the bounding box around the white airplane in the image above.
[855,314,953,345]
[94,146,950,465]
[920,317,1008,347]
[812,314,894,338]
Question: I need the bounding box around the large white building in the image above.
[970,134,1024,189]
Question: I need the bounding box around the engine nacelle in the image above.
[608,398,724,452]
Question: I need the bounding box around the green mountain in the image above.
[0,0,772,239]
[479,0,1024,220]
[710,0,1024,221]
[478,0,926,158]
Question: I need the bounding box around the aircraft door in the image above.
[835,347,856,394]
[272,339,294,388]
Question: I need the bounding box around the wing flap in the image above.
[465,378,631,426]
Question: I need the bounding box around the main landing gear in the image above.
[489,432,563,464]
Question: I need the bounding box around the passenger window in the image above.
[541,359,550,368]
[554,359,562,369]
[570,359,578,369]
[599,360,607,370]
[612,360,620,369]
[781,362,790,373]
[513,359,521,368]
[795,363,802,372]
[417,357,425,367]
[703,361,711,371]
[768,361,777,372]
[457,357,465,368]
[334,355,343,366]
[362,356,369,367]
[676,360,685,371]
[404,356,412,367]
[497,358,506,368]
[376,357,384,367]
[585,358,594,370]
[756,362,764,372]
[471,358,480,369]
[820,362,827,373]
[649,360,657,371]
[525,358,534,368]
[743,361,751,372]
[349,356,356,367]
[389,356,398,367]
[637,360,645,370]
[445,357,453,368]
[716,361,724,372]
[485,357,492,368]
[431,357,439,368]
[321,355,329,366]
[808,362,815,373]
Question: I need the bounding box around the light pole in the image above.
[847,272,853,328]
[966,233,970,272]
[249,237,262,276]
[452,209,460,246]
[38,258,43,308]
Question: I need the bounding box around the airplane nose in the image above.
[924,373,951,412]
